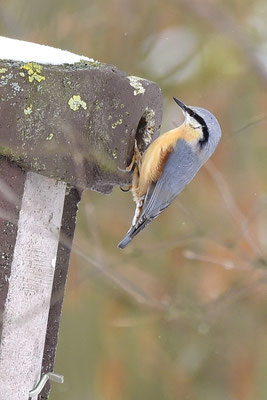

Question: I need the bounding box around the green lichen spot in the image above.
[120,103,125,108]
[0,68,8,74]
[20,62,45,83]
[46,133,54,141]
[68,95,87,111]
[112,118,123,129]
[125,111,130,116]
[127,75,145,96]
[24,104,33,115]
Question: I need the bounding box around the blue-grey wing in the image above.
[117,139,202,249]
[139,139,201,221]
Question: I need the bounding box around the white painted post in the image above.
[0,173,66,400]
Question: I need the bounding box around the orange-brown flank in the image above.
[132,124,201,202]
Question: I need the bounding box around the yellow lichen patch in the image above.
[0,68,8,74]
[112,118,123,129]
[46,133,54,141]
[24,104,33,115]
[20,62,45,83]
[68,95,87,111]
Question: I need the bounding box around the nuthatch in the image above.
[118,97,221,249]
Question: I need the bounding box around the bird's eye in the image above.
[191,124,201,130]
[189,119,202,130]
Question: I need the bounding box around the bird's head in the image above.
[173,97,221,159]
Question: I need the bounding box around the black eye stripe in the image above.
[186,108,209,147]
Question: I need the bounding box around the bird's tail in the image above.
[117,232,133,249]
[117,218,151,249]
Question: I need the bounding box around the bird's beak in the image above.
[173,97,189,113]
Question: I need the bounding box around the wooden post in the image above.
[0,53,162,399]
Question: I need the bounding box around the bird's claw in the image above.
[120,185,132,192]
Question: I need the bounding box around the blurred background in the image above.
[1,0,267,399]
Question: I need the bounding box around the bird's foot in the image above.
[118,140,142,173]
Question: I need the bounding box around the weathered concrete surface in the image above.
[0,61,163,193]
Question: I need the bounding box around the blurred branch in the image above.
[234,195,267,255]
[233,114,267,135]
[127,233,200,254]
[72,244,164,310]
[183,249,252,271]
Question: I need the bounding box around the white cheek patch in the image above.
[187,115,201,129]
